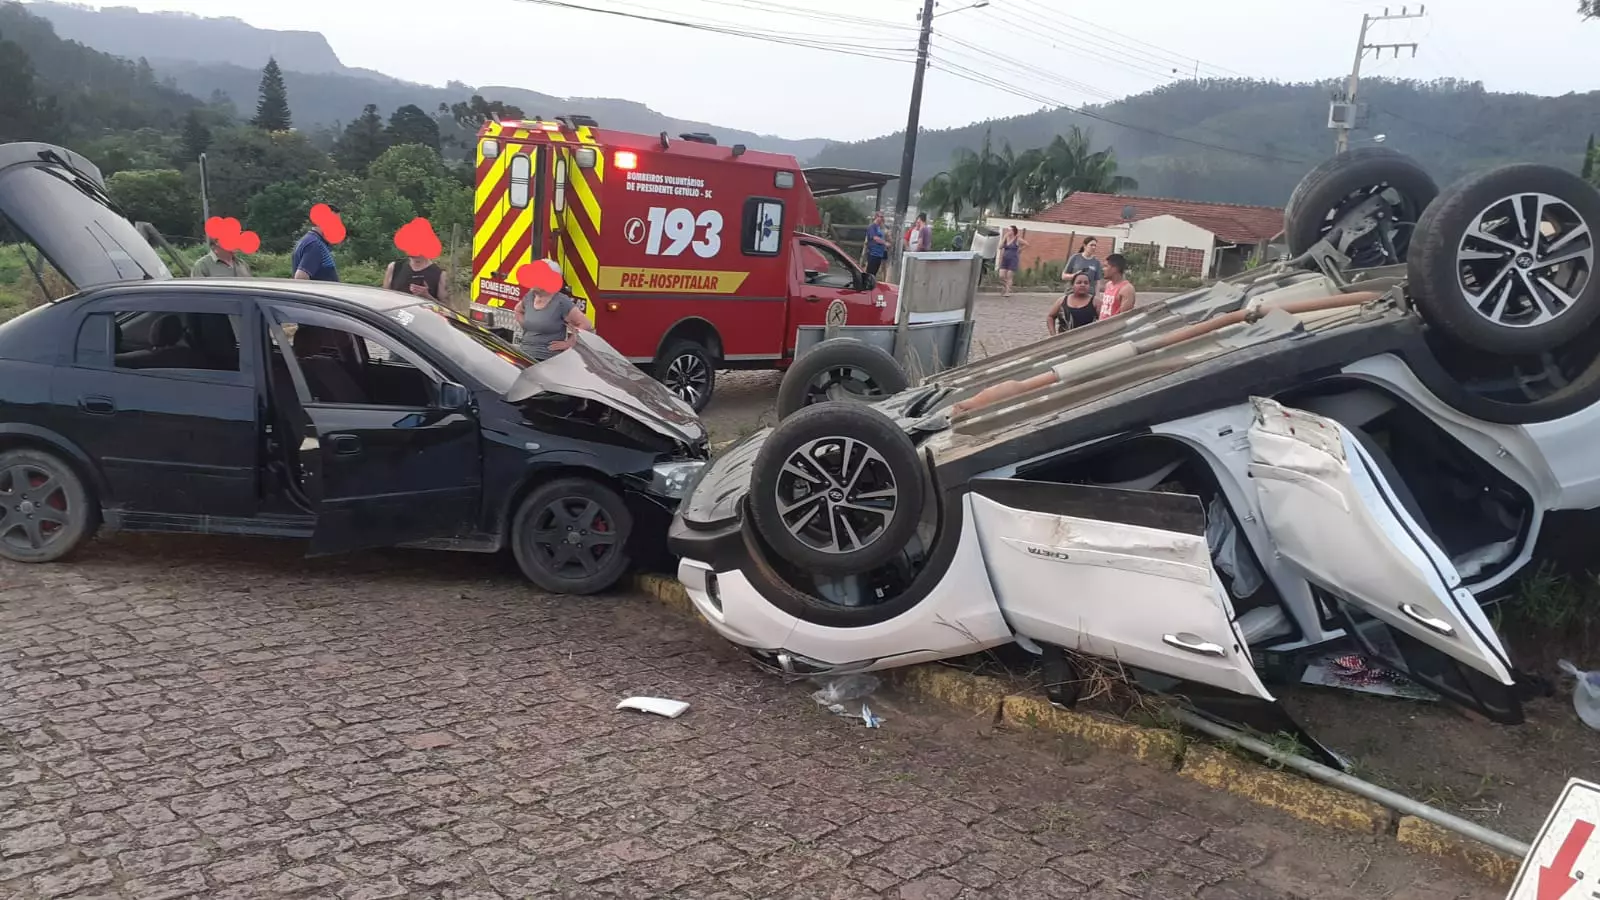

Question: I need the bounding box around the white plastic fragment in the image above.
[616,697,690,719]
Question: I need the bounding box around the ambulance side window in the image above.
[742,197,784,257]
[509,154,532,208]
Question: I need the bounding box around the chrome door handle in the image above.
[1399,603,1455,635]
[1162,633,1226,657]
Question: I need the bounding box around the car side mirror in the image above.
[859,273,877,290]
[438,381,471,410]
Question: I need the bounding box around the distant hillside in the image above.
[809,78,1597,207]
[24,0,344,73]
[0,1,199,137]
[24,0,830,160]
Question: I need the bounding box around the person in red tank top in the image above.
[1095,252,1136,320]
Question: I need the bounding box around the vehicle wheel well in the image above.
[501,466,625,534]
[657,318,723,363]
[0,434,104,525]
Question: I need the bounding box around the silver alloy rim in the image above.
[807,366,884,406]
[665,353,710,407]
[0,463,70,552]
[774,436,897,555]
[1455,192,1593,330]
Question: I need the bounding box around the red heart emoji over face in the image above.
[393,218,441,259]
[514,259,563,295]
[205,216,242,244]
[310,203,346,245]
[236,232,260,255]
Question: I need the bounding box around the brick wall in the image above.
[1163,246,1207,276]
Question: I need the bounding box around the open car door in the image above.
[1245,397,1522,720]
[968,479,1273,701]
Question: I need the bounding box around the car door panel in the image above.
[967,479,1273,701]
[1245,397,1514,686]
[49,296,258,519]
[261,303,484,556]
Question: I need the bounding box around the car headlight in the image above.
[649,461,706,500]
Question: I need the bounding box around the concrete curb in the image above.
[627,573,1519,886]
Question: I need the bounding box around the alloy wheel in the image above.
[529,496,619,579]
[773,435,898,555]
[664,353,711,408]
[1456,192,1594,330]
[0,463,73,554]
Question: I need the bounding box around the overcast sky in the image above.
[98,0,1597,141]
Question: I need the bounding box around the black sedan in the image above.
[0,142,708,594]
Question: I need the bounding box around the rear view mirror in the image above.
[859,273,877,290]
[438,381,472,410]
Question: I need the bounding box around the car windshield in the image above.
[383,301,534,393]
[0,162,171,292]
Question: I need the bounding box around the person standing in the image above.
[291,205,340,282]
[190,238,251,278]
[864,212,890,278]
[907,213,932,253]
[515,259,593,362]
[1063,237,1103,297]
[1095,252,1137,320]
[383,253,448,306]
[997,225,1027,297]
[1047,272,1097,334]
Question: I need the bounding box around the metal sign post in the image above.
[1506,778,1600,900]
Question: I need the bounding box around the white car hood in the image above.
[504,331,706,445]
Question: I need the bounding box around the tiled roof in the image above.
[1028,192,1286,244]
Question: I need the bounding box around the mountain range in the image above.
[14,0,1600,207]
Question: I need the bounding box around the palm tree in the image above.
[1036,126,1138,201]
[918,171,963,220]
[1001,145,1048,214]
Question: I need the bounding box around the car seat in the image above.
[291,326,368,404]
[117,314,195,369]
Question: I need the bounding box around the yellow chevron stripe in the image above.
[567,153,602,237]
[576,126,596,145]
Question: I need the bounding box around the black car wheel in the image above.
[749,402,924,576]
[512,477,633,595]
[776,338,910,421]
[655,340,715,412]
[1408,164,1600,356]
[0,448,95,564]
[1285,147,1438,266]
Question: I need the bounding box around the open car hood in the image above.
[504,331,706,445]
[0,142,173,289]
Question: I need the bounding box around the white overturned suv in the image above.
[668,148,1600,744]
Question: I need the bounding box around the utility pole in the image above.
[1332,5,1424,154]
[889,0,937,278]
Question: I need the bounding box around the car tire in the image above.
[655,340,716,413]
[1407,164,1600,356]
[1285,147,1438,265]
[776,338,910,421]
[0,448,96,564]
[511,476,633,595]
[749,401,924,576]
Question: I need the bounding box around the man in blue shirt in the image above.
[864,211,889,278]
[291,205,341,282]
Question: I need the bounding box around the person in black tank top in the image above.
[1048,271,1099,335]
[384,255,449,306]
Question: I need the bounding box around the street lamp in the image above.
[932,0,989,18]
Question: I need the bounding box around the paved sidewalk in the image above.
[1,536,1495,898]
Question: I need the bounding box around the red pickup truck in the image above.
[467,117,897,410]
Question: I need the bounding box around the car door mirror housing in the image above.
[438,381,472,410]
[859,273,877,291]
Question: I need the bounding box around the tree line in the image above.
[918,125,1137,222]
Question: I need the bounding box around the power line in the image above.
[1005,0,1250,80]
[925,54,1307,165]
[511,0,919,60]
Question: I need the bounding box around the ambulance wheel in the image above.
[776,338,910,421]
[750,401,923,577]
[656,340,715,412]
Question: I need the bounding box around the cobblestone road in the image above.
[1,535,1494,899]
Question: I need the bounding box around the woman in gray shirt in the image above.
[516,283,593,361]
